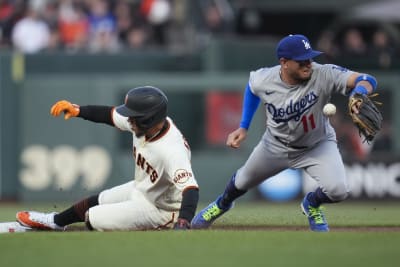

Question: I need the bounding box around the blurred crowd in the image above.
[316,27,398,68]
[316,26,396,158]
[1,0,164,53]
[2,0,399,61]
[0,0,235,53]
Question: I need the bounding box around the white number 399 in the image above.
[19,145,112,191]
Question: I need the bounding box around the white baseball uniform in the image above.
[88,112,198,231]
[234,62,354,201]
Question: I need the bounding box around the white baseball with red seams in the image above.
[323,103,336,116]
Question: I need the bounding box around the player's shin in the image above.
[219,174,247,209]
[54,194,99,227]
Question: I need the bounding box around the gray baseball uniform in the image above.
[190,34,376,232]
[234,62,354,201]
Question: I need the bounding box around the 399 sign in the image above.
[19,145,112,191]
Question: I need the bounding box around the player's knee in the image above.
[329,191,348,202]
[327,184,349,202]
[84,211,95,231]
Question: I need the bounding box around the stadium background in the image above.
[1,0,400,203]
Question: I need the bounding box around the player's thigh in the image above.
[235,140,289,190]
[89,191,175,231]
[303,141,348,198]
[98,181,135,205]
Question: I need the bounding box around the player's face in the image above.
[127,117,145,137]
[287,59,313,82]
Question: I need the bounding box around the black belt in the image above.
[274,136,308,149]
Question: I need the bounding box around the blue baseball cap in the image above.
[276,34,323,60]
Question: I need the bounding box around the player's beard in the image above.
[294,68,312,83]
[129,122,145,138]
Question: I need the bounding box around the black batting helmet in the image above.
[116,86,168,130]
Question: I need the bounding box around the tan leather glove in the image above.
[50,100,80,120]
[348,93,383,142]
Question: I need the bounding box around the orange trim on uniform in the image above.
[182,186,199,194]
[148,120,170,142]
[156,212,176,230]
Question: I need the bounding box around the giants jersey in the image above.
[112,112,198,211]
[249,62,355,148]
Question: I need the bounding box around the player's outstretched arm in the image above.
[50,100,80,120]
[229,83,259,149]
[51,101,114,126]
[226,127,248,149]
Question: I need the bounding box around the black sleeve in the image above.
[178,187,199,222]
[78,105,114,126]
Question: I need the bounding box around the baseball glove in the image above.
[348,93,383,142]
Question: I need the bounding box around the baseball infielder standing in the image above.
[191,34,378,232]
[17,86,199,231]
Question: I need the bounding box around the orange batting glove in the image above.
[50,100,80,120]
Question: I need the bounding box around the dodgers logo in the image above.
[331,65,348,72]
[267,92,318,123]
[302,40,311,50]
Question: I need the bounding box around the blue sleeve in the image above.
[239,83,260,129]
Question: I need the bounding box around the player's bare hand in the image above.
[349,96,361,115]
[226,127,248,149]
[173,218,190,230]
[351,104,360,114]
[50,100,80,120]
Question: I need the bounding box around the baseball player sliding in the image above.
[191,34,379,232]
[15,86,199,231]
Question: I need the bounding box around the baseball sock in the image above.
[307,187,333,207]
[218,175,247,209]
[54,194,99,227]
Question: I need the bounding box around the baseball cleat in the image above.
[16,211,64,230]
[0,221,32,233]
[301,193,329,232]
[191,195,233,229]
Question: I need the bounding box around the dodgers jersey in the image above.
[249,62,354,148]
[112,112,198,211]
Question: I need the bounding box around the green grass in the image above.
[212,200,400,227]
[0,201,399,267]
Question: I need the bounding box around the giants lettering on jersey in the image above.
[173,169,193,184]
[133,146,158,183]
[267,92,318,123]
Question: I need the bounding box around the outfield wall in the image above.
[1,50,400,202]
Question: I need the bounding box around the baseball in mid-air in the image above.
[323,103,336,116]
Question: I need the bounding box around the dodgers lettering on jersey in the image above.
[266,91,318,123]
[249,62,354,148]
[112,112,198,211]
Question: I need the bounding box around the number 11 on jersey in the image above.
[301,114,315,133]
